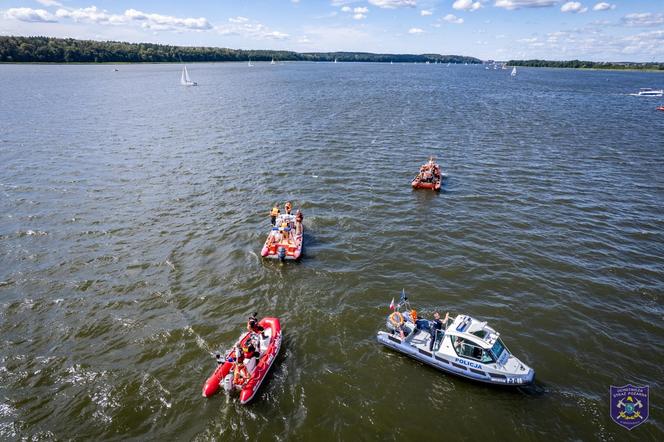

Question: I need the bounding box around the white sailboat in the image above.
[511,67,517,77]
[334,58,338,63]
[248,58,254,67]
[180,66,197,86]
[271,58,276,65]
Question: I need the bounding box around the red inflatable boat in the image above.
[657,105,664,112]
[261,214,303,261]
[412,157,444,191]
[202,317,282,404]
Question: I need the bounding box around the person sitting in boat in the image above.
[284,201,292,215]
[429,312,449,351]
[232,346,249,385]
[270,205,280,226]
[242,342,260,373]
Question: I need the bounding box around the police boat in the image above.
[377,292,534,386]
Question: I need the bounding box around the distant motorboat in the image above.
[511,67,517,77]
[180,66,197,86]
[425,61,430,65]
[631,88,663,97]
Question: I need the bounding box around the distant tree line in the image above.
[507,59,664,71]
[0,36,482,64]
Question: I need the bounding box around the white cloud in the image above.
[453,0,482,11]
[369,0,417,9]
[354,7,369,13]
[494,0,557,10]
[341,6,352,12]
[51,7,212,30]
[228,16,249,23]
[216,19,289,40]
[122,9,212,30]
[621,13,664,27]
[408,27,424,34]
[420,9,433,16]
[561,2,587,13]
[592,2,615,11]
[36,0,62,6]
[353,13,367,19]
[55,6,117,24]
[4,7,56,22]
[444,14,464,24]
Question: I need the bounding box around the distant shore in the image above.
[0,36,480,65]
[506,59,664,72]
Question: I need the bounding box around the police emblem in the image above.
[610,384,649,430]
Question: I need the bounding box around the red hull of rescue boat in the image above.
[411,178,442,191]
[657,106,664,111]
[261,223,303,261]
[202,317,282,404]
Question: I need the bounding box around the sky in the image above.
[1,1,663,61]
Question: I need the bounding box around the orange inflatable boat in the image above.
[412,157,444,191]
[261,213,303,261]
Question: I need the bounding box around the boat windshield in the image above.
[491,338,506,360]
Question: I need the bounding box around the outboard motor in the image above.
[222,373,234,393]
[277,246,286,261]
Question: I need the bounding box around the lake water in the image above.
[0,62,663,441]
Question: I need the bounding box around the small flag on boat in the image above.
[389,298,395,310]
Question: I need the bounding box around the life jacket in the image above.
[410,310,418,322]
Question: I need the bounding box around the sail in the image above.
[511,67,517,76]
[184,66,191,83]
[180,67,186,85]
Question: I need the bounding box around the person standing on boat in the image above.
[247,315,267,340]
[429,312,449,351]
[284,201,292,215]
[295,210,303,235]
[270,205,280,226]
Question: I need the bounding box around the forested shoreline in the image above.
[507,59,664,71]
[0,36,481,64]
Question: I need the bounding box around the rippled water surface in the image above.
[1,62,663,441]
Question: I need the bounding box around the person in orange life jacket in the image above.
[270,205,280,226]
[232,346,249,385]
[429,312,449,351]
